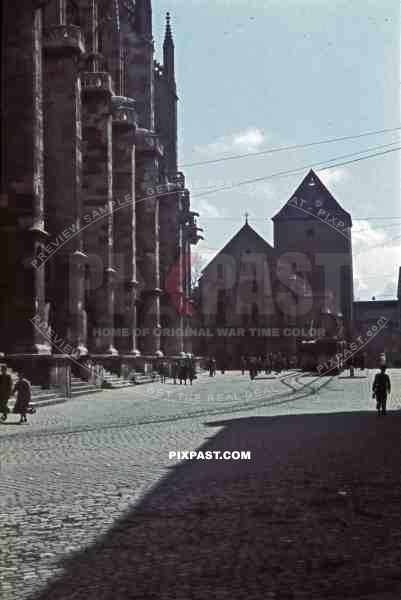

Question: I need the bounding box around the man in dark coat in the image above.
[179,360,187,385]
[372,366,391,416]
[0,365,12,421]
[12,372,32,424]
[159,360,168,384]
[187,358,196,385]
[172,360,179,384]
[249,357,257,380]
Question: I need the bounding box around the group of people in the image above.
[0,360,394,421]
[241,353,293,380]
[158,358,196,386]
[0,365,33,424]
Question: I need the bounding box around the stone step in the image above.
[9,390,66,408]
[70,382,102,396]
[32,390,62,400]
[131,374,161,385]
[70,387,102,398]
[101,380,132,389]
[71,382,99,392]
[92,368,134,389]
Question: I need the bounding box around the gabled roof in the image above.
[272,169,352,224]
[202,222,273,275]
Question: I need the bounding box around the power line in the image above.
[196,215,401,222]
[194,230,401,254]
[181,125,401,168]
[191,141,401,200]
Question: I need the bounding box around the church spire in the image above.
[165,11,173,38]
[163,12,175,83]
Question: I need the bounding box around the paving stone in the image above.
[1,370,401,599]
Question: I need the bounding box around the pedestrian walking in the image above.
[172,360,179,384]
[240,356,247,375]
[372,366,391,416]
[12,372,32,424]
[275,353,282,374]
[249,357,257,380]
[212,357,217,376]
[188,360,196,385]
[0,364,12,421]
[159,360,168,384]
[179,360,187,385]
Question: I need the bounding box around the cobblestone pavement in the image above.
[1,369,401,599]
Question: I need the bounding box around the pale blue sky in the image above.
[153,0,401,299]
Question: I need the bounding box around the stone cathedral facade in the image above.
[1,1,202,388]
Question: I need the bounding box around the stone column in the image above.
[43,24,87,357]
[179,188,196,355]
[111,96,140,358]
[158,179,180,357]
[135,129,163,358]
[81,72,117,356]
[0,2,51,369]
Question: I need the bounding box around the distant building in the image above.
[194,170,400,368]
[353,274,401,367]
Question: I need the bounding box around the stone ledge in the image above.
[43,25,85,56]
[135,128,164,156]
[81,72,114,97]
[112,96,137,128]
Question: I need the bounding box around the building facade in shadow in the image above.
[0,1,202,390]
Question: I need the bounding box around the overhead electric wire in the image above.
[181,125,401,168]
[196,215,401,222]
[191,140,401,200]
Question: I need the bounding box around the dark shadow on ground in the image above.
[31,411,401,600]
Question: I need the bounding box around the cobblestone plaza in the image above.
[2,370,401,599]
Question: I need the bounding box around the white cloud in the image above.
[232,128,265,151]
[191,198,222,219]
[194,127,265,156]
[353,220,401,300]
